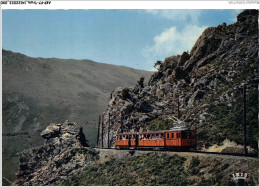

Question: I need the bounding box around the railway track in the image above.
[94,147,258,159]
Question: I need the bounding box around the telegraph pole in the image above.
[101,114,104,148]
[96,115,101,147]
[108,113,110,149]
[177,94,180,119]
[243,84,248,155]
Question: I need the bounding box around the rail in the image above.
[94,147,258,158]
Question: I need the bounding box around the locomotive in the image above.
[115,126,197,151]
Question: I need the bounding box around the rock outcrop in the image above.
[13,121,98,186]
[98,10,259,151]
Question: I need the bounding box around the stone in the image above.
[178,51,190,67]
[188,90,205,107]
[139,115,150,123]
[135,100,153,113]
[40,123,60,139]
[121,101,134,115]
[209,78,221,89]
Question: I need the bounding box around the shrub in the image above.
[121,88,130,100]
[188,157,200,175]
[137,76,145,88]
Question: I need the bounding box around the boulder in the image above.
[178,51,190,67]
[41,123,61,139]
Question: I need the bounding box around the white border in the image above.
[1,1,259,10]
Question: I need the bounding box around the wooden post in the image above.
[108,113,110,149]
[243,84,248,155]
[177,95,180,119]
[96,115,101,147]
[101,114,104,148]
[120,113,123,133]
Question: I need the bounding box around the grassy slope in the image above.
[2,49,152,184]
[62,153,259,186]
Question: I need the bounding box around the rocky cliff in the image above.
[13,121,99,186]
[98,10,259,151]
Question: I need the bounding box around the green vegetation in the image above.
[137,76,145,88]
[207,87,259,153]
[153,61,162,70]
[61,152,259,186]
[121,88,130,100]
[188,157,200,175]
[62,153,189,186]
[144,119,172,131]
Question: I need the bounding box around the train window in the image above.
[126,135,128,139]
[147,134,150,139]
[120,136,122,140]
[172,133,174,139]
[156,134,159,139]
[151,134,154,138]
[182,132,187,139]
[161,133,164,138]
[167,133,169,139]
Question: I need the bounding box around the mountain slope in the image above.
[2,50,152,184]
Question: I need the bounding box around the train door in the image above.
[135,134,139,149]
[128,135,131,147]
[177,132,181,146]
[164,132,166,148]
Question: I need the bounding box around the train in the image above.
[115,126,197,151]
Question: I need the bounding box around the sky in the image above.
[2,9,243,71]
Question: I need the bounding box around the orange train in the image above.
[115,128,197,151]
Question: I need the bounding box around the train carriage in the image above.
[115,127,197,151]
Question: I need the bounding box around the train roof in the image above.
[117,129,195,135]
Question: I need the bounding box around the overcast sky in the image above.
[3,9,242,71]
